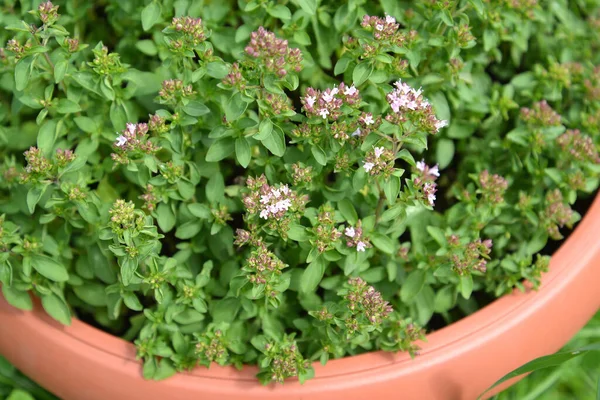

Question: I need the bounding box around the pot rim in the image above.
[10,194,600,390]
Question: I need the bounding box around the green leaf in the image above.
[235,137,251,168]
[287,223,308,242]
[352,62,374,86]
[479,342,600,399]
[31,254,69,282]
[267,4,292,20]
[74,116,98,133]
[26,185,48,214]
[56,99,82,114]
[311,145,327,166]
[156,203,176,232]
[254,119,273,140]
[436,138,454,169]
[175,221,202,239]
[141,1,162,31]
[460,274,473,299]
[206,61,229,79]
[383,175,400,205]
[73,283,107,307]
[261,126,286,157]
[206,138,235,162]
[183,100,210,117]
[7,389,36,400]
[2,286,32,311]
[123,292,143,311]
[334,56,352,75]
[300,256,326,293]
[206,172,225,203]
[426,226,446,247]
[188,203,212,219]
[37,120,57,156]
[15,56,34,91]
[224,92,249,122]
[371,232,395,255]
[400,269,426,302]
[338,199,358,225]
[293,0,317,14]
[135,40,158,56]
[41,294,71,325]
[120,258,138,286]
[54,59,68,83]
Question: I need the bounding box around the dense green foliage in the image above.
[1,0,599,383]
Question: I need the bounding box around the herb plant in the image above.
[1,0,599,384]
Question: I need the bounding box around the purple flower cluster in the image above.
[542,189,574,240]
[413,160,440,207]
[171,17,206,46]
[449,238,492,274]
[242,175,306,221]
[386,80,448,134]
[520,100,561,126]
[343,221,371,253]
[360,14,401,42]
[363,146,395,178]
[478,170,509,205]
[111,122,159,165]
[245,27,302,77]
[556,129,600,163]
[345,277,393,325]
[301,82,360,120]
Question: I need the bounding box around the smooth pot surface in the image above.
[1,194,600,400]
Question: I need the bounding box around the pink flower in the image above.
[374,146,385,158]
[363,162,375,172]
[306,95,316,108]
[352,128,362,137]
[319,108,330,119]
[115,135,127,147]
[356,241,367,252]
[345,227,356,237]
[362,114,374,126]
[344,85,358,96]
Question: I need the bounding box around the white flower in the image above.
[375,24,384,31]
[260,194,271,204]
[430,165,440,177]
[260,209,269,219]
[427,192,436,206]
[344,85,358,96]
[435,119,448,132]
[305,95,316,108]
[115,135,127,147]
[126,123,136,134]
[322,87,338,103]
[351,128,362,137]
[356,241,367,252]
[362,114,374,126]
[330,87,339,96]
[345,227,356,238]
[272,189,281,198]
[280,185,290,195]
[319,108,330,119]
[385,15,396,24]
[416,160,426,172]
[363,162,375,172]
[374,147,385,158]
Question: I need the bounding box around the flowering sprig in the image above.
[111,122,159,165]
[413,160,440,207]
[301,83,360,120]
[386,80,448,134]
[344,221,371,253]
[542,189,575,240]
[242,175,306,222]
[363,146,395,178]
[245,27,302,77]
[311,205,342,253]
[255,335,313,385]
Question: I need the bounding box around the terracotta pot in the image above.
[1,195,600,400]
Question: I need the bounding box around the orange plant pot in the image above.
[1,195,600,400]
